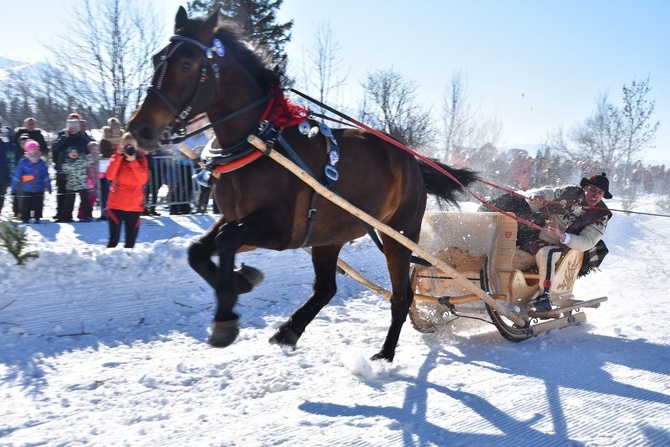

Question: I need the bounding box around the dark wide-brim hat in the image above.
[580,172,613,199]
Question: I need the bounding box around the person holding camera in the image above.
[99,117,124,220]
[105,132,149,248]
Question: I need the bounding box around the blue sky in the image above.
[1,0,668,164]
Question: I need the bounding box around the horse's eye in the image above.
[180,61,193,71]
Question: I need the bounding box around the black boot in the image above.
[532,292,553,312]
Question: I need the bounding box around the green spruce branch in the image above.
[0,218,39,265]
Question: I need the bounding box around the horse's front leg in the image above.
[188,217,263,295]
[208,221,250,347]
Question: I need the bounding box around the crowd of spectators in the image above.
[446,145,670,199]
[1,114,669,229]
[0,113,214,230]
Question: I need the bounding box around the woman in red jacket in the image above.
[105,132,149,248]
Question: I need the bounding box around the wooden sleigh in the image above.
[407,212,607,340]
[249,136,607,342]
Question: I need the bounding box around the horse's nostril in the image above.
[138,126,154,143]
[129,123,155,144]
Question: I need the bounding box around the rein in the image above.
[293,89,670,223]
[292,89,550,234]
[159,91,283,146]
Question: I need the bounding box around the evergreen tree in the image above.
[187,0,293,70]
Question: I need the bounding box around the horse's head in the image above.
[128,7,223,151]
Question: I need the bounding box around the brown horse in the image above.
[128,7,476,362]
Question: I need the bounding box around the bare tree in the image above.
[442,70,475,156]
[44,0,165,126]
[33,65,73,131]
[545,125,571,156]
[440,70,502,161]
[570,92,624,170]
[360,67,435,150]
[295,20,348,118]
[0,69,32,126]
[570,77,659,177]
[621,77,660,176]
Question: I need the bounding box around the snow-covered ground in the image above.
[1,194,669,446]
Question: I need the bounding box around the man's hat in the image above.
[580,172,613,199]
[107,117,121,128]
[67,113,83,121]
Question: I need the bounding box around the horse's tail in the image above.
[418,158,478,206]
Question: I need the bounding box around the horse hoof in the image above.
[208,319,240,347]
[370,352,393,363]
[269,326,299,349]
[234,264,264,294]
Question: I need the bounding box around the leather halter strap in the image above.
[148,35,222,138]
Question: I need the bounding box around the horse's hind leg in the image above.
[372,237,414,362]
[270,244,343,348]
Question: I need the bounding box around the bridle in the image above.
[147,34,224,140]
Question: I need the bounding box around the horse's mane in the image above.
[180,15,280,92]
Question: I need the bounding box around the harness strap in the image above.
[150,35,224,138]
[275,133,324,248]
[164,91,285,145]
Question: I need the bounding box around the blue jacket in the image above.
[11,157,52,193]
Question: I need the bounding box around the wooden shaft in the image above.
[247,135,526,326]
[177,144,205,168]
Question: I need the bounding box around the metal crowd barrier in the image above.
[143,154,197,209]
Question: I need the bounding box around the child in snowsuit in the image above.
[10,139,51,223]
[78,141,99,220]
[59,147,93,222]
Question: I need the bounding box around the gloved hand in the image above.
[527,192,544,205]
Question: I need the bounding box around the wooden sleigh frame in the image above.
[408,212,607,340]
[248,136,607,342]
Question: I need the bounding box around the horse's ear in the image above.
[175,6,188,32]
[204,8,219,33]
